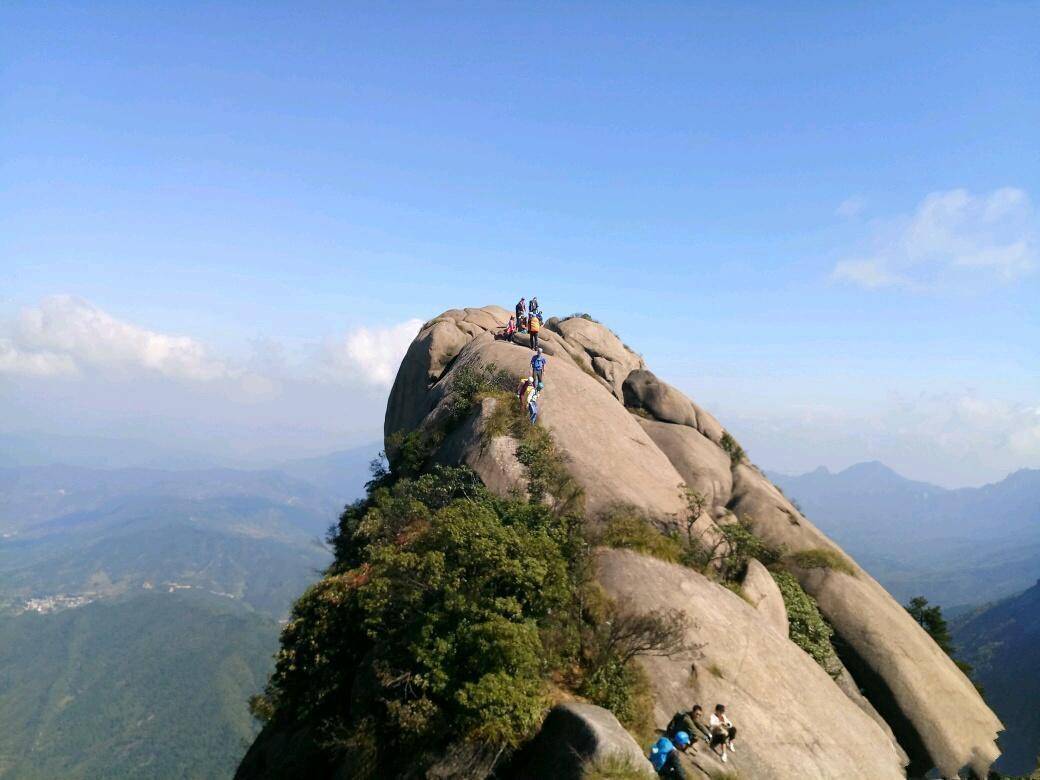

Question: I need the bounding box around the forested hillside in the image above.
[954,581,1040,776]
[0,592,277,779]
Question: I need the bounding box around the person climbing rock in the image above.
[530,348,546,383]
[709,704,737,762]
[527,381,543,423]
[649,732,689,778]
[516,375,534,408]
[528,311,541,349]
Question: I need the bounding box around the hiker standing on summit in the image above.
[515,297,526,323]
[528,310,541,349]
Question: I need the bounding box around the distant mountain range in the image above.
[0,448,376,778]
[769,462,1040,608]
[953,580,1040,775]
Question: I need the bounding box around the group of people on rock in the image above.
[503,296,543,350]
[498,297,548,424]
[650,704,738,778]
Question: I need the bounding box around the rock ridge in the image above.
[386,306,1003,779]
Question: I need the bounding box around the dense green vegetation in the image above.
[252,367,691,776]
[0,592,278,779]
[254,457,684,775]
[771,571,839,673]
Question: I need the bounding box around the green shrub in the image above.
[383,429,435,478]
[787,548,856,576]
[445,362,514,426]
[771,570,840,674]
[719,431,745,466]
[598,508,682,563]
[579,659,656,745]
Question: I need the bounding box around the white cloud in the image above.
[832,187,1037,290]
[1,296,232,381]
[831,259,904,289]
[836,196,866,218]
[321,319,423,388]
[0,340,78,377]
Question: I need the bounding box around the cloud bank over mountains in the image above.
[1,296,232,381]
[0,296,423,464]
[0,296,420,392]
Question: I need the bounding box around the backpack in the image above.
[649,737,674,771]
[667,712,689,737]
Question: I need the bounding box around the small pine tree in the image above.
[905,596,982,694]
[905,596,953,653]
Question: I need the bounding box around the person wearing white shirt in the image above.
[708,703,737,762]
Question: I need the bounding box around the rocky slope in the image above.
[384,306,1003,779]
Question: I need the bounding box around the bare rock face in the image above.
[386,307,1003,777]
[598,549,906,780]
[505,702,654,779]
[741,558,789,637]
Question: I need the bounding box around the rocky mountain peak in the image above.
[383,306,1003,779]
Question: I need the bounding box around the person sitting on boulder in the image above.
[530,348,546,383]
[499,315,517,340]
[709,704,737,762]
[689,704,713,744]
[528,312,542,349]
[667,705,710,746]
[649,732,690,778]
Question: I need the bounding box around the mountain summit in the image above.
[239,307,1002,779]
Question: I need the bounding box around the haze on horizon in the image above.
[2,3,1037,488]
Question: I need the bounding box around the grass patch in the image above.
[707,662,725,679]
[721,581,754,605]
[597,508,682,564]
[787,548,856,576]
[483,390,527,440]
[582,751,653,779]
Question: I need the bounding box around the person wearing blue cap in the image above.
[648,731,690,778]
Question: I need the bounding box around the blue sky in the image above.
[1,2,1037,485]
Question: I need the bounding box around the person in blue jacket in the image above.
[649,731,690,778]
[530,348,547,384]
